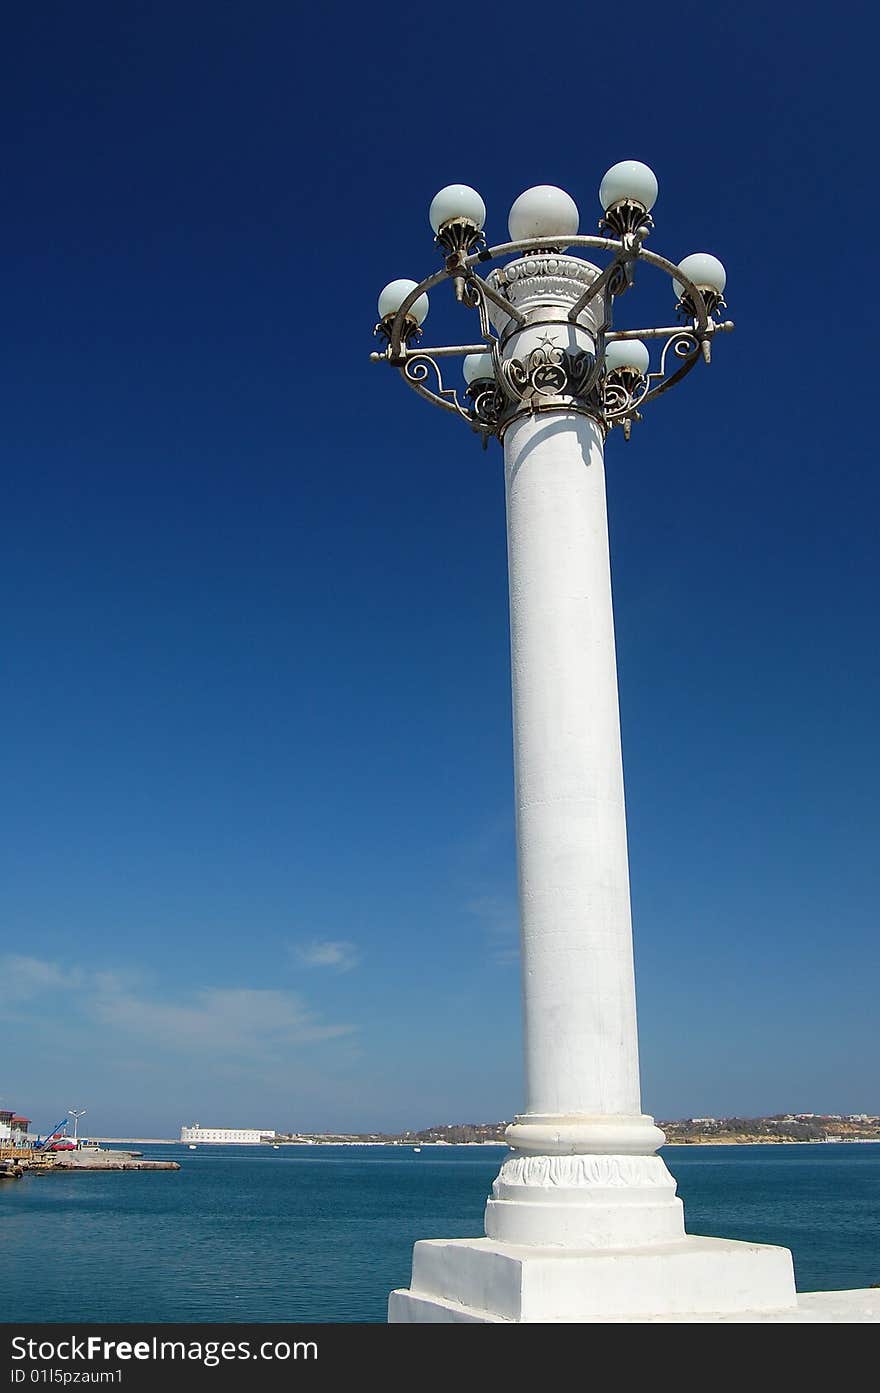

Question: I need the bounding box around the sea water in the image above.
[1,1142,878,1322]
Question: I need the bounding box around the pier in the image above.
[0,1145,179,1173]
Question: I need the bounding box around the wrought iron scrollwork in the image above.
[468,380,503,423]
[660,330,700,373]
[503,341,596,405]
[602,330,704,438]
[466,379,505,446]
[606,261,633,299]
[638,330,704,405]
[461,275,493,341]
[601,369,650,438]
[401,354,469,418]
[602,370,649,418]
[401,353,506,446]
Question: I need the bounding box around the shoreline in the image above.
[88,1138,510,1147]
[83,1136,880,1149]
[665,1139,880,1146]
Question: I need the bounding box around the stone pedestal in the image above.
[390,1235,798,1323]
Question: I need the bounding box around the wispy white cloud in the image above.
[93,984,353,1054]
[3,955,84,999]
[0,954,355,1058]
[465,895,520,966]
[294,939,360,973]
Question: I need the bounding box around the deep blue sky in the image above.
[2,3,877,1137]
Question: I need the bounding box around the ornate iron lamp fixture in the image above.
[370,162,733,448]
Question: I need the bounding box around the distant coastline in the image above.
[88,1129,880,1150]
[91,1137,509,1147]
[78,1113,880,1151]
[658,1113,880,1147]
[86,1137,880,1151]
[662,1137,880,1147]
[91,1139,880,1148]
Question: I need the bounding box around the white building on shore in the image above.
[180,1124,275,1145]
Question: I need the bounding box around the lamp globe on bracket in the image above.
[598,160,658,237]
[604,338,650,377]
[375,279,430,349]
[430,184,487,257]
[462,352,495,386]
[674,253,727,317]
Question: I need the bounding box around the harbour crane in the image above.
[34,1119,69,1150]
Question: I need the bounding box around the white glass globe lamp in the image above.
[604,338,650,376]
[462,352,495,385]
[674,253,726,296]
[429,185,486,234]
[377,279,429,325]
[429,185,487,256]
[599,161,659,212]
[508,186,579,247]
[674,254,727,315]
[598,160,658,237]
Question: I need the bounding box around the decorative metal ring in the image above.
[378,233,728,444]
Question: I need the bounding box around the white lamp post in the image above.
[371,167,798,1323]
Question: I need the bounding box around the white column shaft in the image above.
[504,409,641,1121]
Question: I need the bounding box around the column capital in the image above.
[485,255,608,434]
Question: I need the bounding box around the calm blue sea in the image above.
[2,1142,878,1322]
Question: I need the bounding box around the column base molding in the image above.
[485,1151,684,1248]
